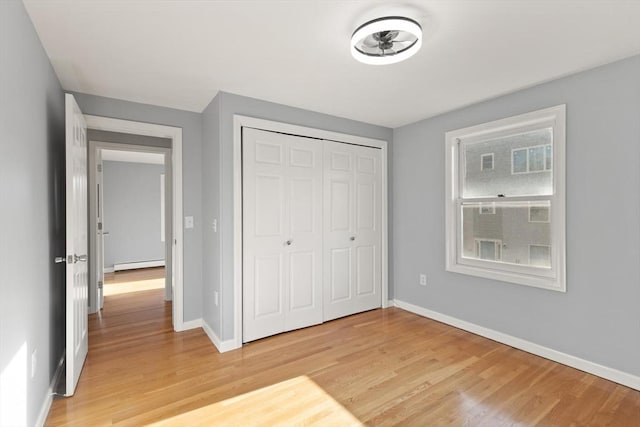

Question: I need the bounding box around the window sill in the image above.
[445,261,566,292]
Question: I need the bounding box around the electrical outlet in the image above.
[214,291,219,306]
[31,349,37,379]
[184,216,194,229]
[419,274,427,286]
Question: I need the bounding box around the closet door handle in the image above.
[350,236,356,241]
[285,240,292,246]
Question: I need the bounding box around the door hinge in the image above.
[97,164,102,172]
[98,280,103,289]
[98,222,102,231]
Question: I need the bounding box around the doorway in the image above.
[84,115,187,331]
[89,142,172,315]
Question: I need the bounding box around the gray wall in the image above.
[201,91,394,341]
[0,1,65,425]
[72,92,203,322]
[392,55,640,376]
[201,96,222,335]
[103,161,165,268]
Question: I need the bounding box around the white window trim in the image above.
[445,104,566,292]
[481,153,494,171]
[528,205,550,223]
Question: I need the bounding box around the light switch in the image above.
[212,218,217,233]
[185,216,194,229]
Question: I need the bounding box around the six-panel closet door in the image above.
[323,141,382,321]
[242,128,324,342]
[243,128,383,343]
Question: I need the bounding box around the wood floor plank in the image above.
[46,269,640,426]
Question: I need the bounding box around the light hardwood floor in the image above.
[47,269,640,426]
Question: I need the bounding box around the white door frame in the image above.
[232,115,389,349]
[84,115,187,331]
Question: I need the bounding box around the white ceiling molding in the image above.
[23,0,640,128]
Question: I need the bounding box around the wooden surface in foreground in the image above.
[47,269,640,426]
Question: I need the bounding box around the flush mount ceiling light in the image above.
[351,16,422,65]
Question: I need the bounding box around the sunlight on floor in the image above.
[149,376,362,426]
[103,278,164,296]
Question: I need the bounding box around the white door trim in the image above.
[84,115,187,331]
[232,115,389,349]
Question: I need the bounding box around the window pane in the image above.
[529,205,550,223]
[530,245,551,267]
[513,149,527,173]
[481,154,493,170]
[461,201,551,268]
[479,203,495,214]
[528,146,545,172]
[545,144,552,170]
[462,128,553,198]
[478,241,499,260]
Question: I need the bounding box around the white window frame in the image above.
[481,153,494,171]
[445,105,566,291]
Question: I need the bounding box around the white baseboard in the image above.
[36,353,64,427]
[393,299,640,391]
[180,318,202,331]
[202,320,239,353]
[103,266,114,273]
[113,259,165,271]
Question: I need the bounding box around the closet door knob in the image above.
[285,240,292,246]
[350,236,356,241]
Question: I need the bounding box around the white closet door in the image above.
[323,141,382,321]
[243,128,323,342]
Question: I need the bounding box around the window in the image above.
[479,203,495,214]
[512,144,552,174]
[481,153,494,171]
[529,204,550,223]
[475,239,502,260]
[445,105,566,291]
[529,244,551,267]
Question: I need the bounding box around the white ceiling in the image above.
[23,0,640,128]
[101,149,164,165]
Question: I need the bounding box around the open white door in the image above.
[65,94,89,396]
